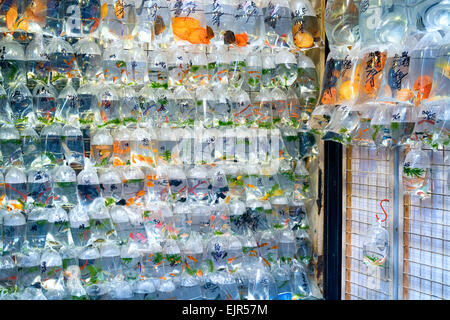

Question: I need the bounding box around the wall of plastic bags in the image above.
[0,0,326,300]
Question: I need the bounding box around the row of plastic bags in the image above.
[0,34,320,96]
[0,0,323,49]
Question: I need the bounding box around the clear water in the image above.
[371,124,392,148]
[53,181,78,206]
[187,177,210,202]
[21,135,41,167]
[8,88,33,123]
[234,0,262,43]
[262,68,276,88]
[263,5,292,46]
[278,241,296,260]
[34,96,57,120]
[26,61,50,92]
[78,94,96,120]
[3,223,26,254]
[121,257,141,281]
[168,179,187,202]
[48,52,79,91]
[70,223,91,247]
[202,280,221,300]
[102,60,127,84]
[0,266,18,289]
[63,134,85,166]
[0,139,22,166]
[204,3,236,34]
[77,184,101,205]
[91,144,113,165]
[5,182,28,202]
[390,122,415,146]
[57,96,80,121]
[281,134,300,160]
[0,60,26,89]
[41,135,64,162]
[18,265,41,289]
[101,255,121,279]
[28,181,53,205]
[78,257,101,284]
[128,61,147,85]
[26,219,49,248]
[122,179,145,200]
[49,220,71,247]
[100,182,123,199]
[228,61,246,88]
[76,53,101,80]
[276,63,298,87]
[179,283,203,300]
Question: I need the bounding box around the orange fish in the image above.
[6,3,18,30]
[187,256,198,262]
[196,269,203,277]
[227,257,236,264]
[135,190,146,198]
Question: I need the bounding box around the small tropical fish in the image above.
[187,255,198,262]
[114,0,124,19]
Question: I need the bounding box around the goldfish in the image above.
[187,256,198,262]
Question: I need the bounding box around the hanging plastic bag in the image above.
[90,128,113,167]
[413,100,446,149]
[402,149,431,199]
[95,83,121,127]
[233,0,263,48]
[25,35,50,93]
[52,162,79,207]
[390,104,417,146]
[428,33,450,101]
[77,158,101,206]
[247,259,277,300]
[408,32,443,106]
[370,104,393,148]
[47,37,81,92]
[322,104,359,145]
[291,0,321,50]
[69,205,92,246]
[74,38,102,83]
[99,0,137,42]
[0,124,22,167]
[101,44,128,85]
[353,46,388,106]
[324,0,360,49]
[262,0,294,48]
[169,0,210,45]
[112,126,131,166]
[362,199,389,268]
[62,123,85,168]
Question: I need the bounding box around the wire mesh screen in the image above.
[343,145,393,300]
[402,146,450,300]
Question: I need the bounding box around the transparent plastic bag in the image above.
[169,0,210,45]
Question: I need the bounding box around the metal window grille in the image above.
[343,144,449,300]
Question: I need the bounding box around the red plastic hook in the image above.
[377,199,389,222]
